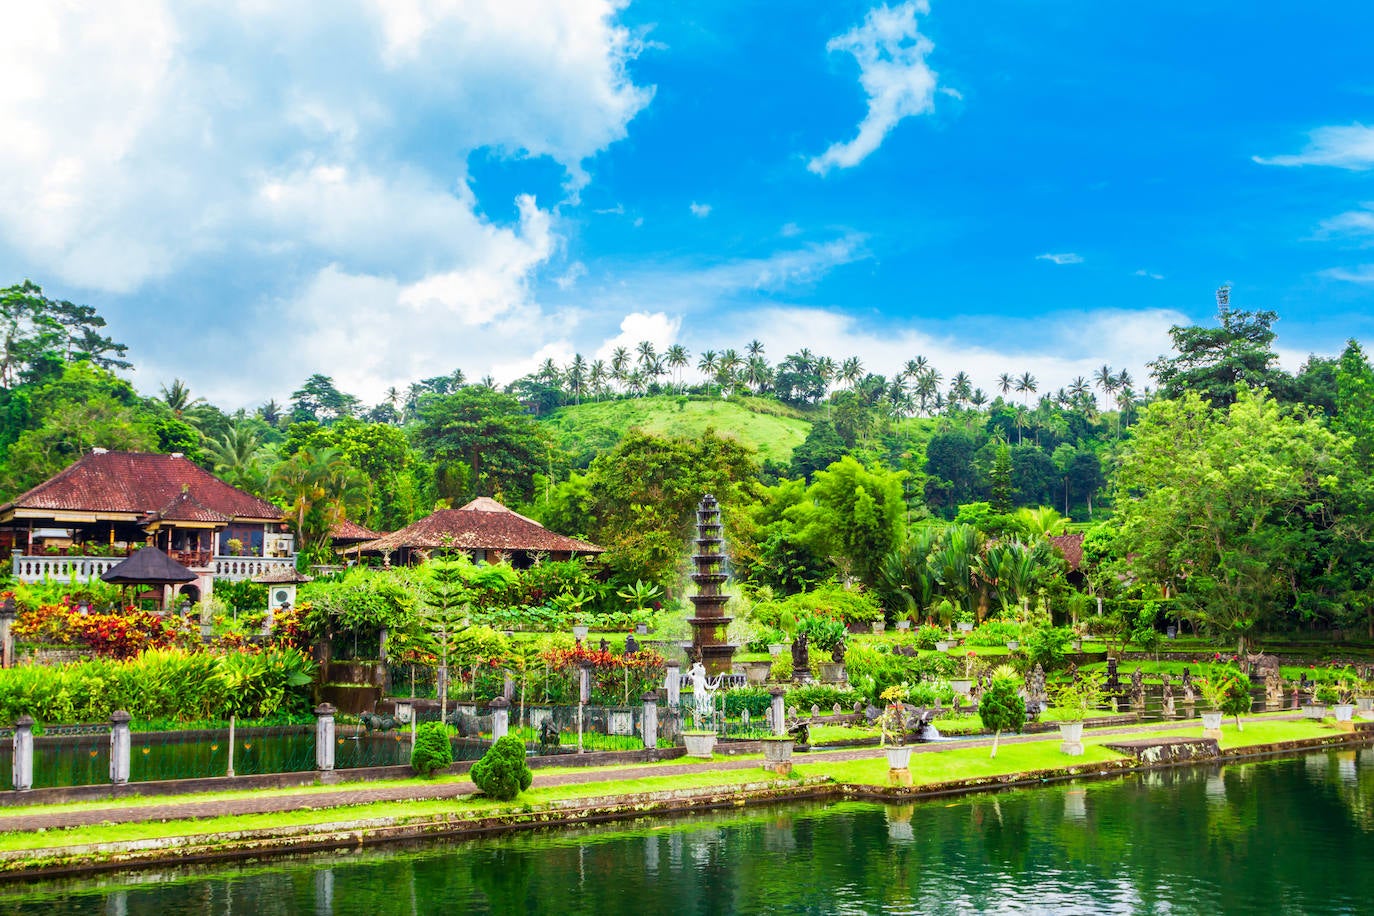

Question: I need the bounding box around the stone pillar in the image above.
[665,663,680,707]
[109,710,132,785]
[13,714,33,791]
[770,687,787,736]
[641,692,659,749]
[503,671,515,702]
[315,703,336,772]
[0,596,16,669]
[578,664,592,705]
[489,697,509,741]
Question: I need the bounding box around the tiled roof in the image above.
[330,518,382,542]
[358,500,602,556]
[252,566,314,584]
[156,490,231,524]
[2,451,283,522]
[1049,533,1085,571]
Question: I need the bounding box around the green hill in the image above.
[542,395,813,467]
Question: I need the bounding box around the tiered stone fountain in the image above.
[688,494,737,675]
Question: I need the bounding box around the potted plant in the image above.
[978,665,1026,758]
[880,685,913,770]
[682,730,716,759]
[1313,683,1339,720]
[1205,665,1253,732]
[1006,639,1020,651]
[743,660,773,685]
[760,735,794,774]
[1051,671,1105,756]
[226,538,244,557]
[955,611,974,634]
[1332,680,1356,729]
[801,614,849,684]
[1356,675,1374,717]
[949,652,977,697]
[872,619,886,635]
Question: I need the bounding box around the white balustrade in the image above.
[11,552,295,583]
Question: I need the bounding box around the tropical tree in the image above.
[270,446,366,561]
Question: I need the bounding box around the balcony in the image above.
[11,552,296,584]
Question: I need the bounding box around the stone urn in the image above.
[1070,639,1083,652]
[872,621,886,635]
[1006,640,1020,651]
[950,678,974,697]
[761,736,794,775]
[1058,721,1085,756]
[635,623,649,635]
[1302,704,1327,721]
[935,640,952,652]
[1356,696,1374,718]
[1333,703,1356,730]
[895,620,911,631]
[572,625,589,641]
[818,662,847,685]
[768,643,787,656]
[957,622,974,634]
[744,661,773,686]
[1201,710,1224,739]
[885,745,913,769]
[683,732,717,759]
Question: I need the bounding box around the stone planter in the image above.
[761,737,794,775]
[935,640,952,652]
[1071,639,1083,652]
[1333,704,1355,730]
[1006,640,1019,651]
[744,661,773,686]
[885,745,913,769]
[871,621,886,635]
[957,622,974,634]
[1302,704,1327,720]
[950,678,974,697]
[1357,697,1374,719]
[1058,721,1085,756]
[767,643,787,657]
[1201,710,1223,739]
[635,623,649,635]
[682,732,716,759]
[895,620,911,631]
[818,662,847,685]
[572,625,589,641]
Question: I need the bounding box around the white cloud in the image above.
[1037,252,1084,265]
[1321,265,1374,284]
[780,222,802,237]
[0,0,653,404]
[1253,123,1374,170]
[808,1,942,175]
[1316,204,1374,240]
[1134,269,1164,280]
[689,201,712,218]
[593,312,683,364]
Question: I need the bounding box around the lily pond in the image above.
[3,748,1372,914]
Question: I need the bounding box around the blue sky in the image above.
[2,1,1372,407]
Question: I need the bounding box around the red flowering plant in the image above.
[67,610,176,659]
[536,644,666,705]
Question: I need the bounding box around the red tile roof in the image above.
[358,499,601,556]
[330,518,382,542]
[1,451,283,522]
[1049,533,1085,571]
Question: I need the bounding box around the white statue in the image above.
[689,661,723,729]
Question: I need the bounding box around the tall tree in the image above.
[411,386,546,503]
[1147,286,1289,407]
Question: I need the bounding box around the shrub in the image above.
[723,687,772,718]
[470,735,533,800]
[745,627,787,653]
[784,684,862,711]
[912,624,945,650]
[979,664,1025,758]
[965,621,1023,647]
[1021,625,1074,671]
[411,721,454,776]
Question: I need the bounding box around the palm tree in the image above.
[635,340,657,375]
[696,349,718,385]
[665,344,690,392]
[840,356,864,388]
[258,399,283,427]
[902,356,930,382]
[1093,364,1118,404]
[744,355,772,393]
[717,349,743,394]
[206,424,267,492]
[913,372,938,416]
[611,347,631,392]
[949,371,973,409]
[1068,376,1089,400]
[1014,372,1038,405]
[271,447,367,561]
[566,354,587,404]
[588,360,608,400]
[815,356,837,401]
[996,373,1014,399]
[746,339,765,359]
[969,388,988,409]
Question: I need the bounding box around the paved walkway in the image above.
[0,714,1300,834]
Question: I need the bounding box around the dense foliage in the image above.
[410,721,454,776]
[469,735,533,800]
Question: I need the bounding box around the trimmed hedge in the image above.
[411,721,454,776]
[470,735,533,800]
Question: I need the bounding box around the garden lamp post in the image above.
[577,662,592,754]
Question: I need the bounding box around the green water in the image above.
[2,749,1372,914]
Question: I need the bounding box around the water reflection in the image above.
[1,749,1373,915]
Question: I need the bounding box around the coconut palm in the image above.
[1014,372,1038,405]
[744,355,772,393]
[566,354,587,404]
[996,373,1014,399]
[206,423,268,492]
[635,340,657,374]
[840,356,864,388]
[665,344,690,392]
[1068,376,1090,399]
[746,338,766,359]
[588,360,607,399]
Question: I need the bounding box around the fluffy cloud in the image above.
[1254,124,1374,170]
[1321,265,1374,284]
[1316,204,1374,241]
[1037,253,1084,265]
[0,0,651,403]
[689,202,712,218]
[808,2,942,175]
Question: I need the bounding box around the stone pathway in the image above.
[0,714,1300,834]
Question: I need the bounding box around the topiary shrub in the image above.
[470,735,533,800]
[411,721,454,777]
[978,665,1025,758]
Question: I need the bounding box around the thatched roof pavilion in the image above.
[356,497,601,568]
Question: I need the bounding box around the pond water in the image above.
[2,748,1372,914]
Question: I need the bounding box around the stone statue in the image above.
[1181,668,1195,704]
[624,633,639,655]
[791,632,811,684]
[688,661,722,729]
[1130,667,1146,708]
[1161,674,1175,717]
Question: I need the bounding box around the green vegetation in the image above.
[469,735,534,800]
[410,722,454,776]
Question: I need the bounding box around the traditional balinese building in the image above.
[355,497,602,568]
[2,449,294,598]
